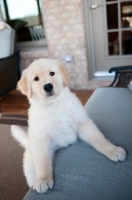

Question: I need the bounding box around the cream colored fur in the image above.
[11,59,126,194]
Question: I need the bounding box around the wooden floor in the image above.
[0,89,93,115]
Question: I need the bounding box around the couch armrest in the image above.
[109,66,132,87]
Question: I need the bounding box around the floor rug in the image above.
[0,114,28,126]
[0,122,28,200]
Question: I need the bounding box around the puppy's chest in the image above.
[29,105,78,147]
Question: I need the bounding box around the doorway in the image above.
[84,0,132,77]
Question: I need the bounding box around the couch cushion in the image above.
[24,88,132,200]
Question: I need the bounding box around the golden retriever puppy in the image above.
[11,59,126,193]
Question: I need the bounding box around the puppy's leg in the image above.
[23,150,35,187]
[78,118,126,162]
[32,142,54,193]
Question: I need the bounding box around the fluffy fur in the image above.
[128,80,132,91]
[11,59,126,193]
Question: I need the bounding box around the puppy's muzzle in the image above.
[44,83,53,93]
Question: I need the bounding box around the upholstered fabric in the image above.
[24,88,132,200]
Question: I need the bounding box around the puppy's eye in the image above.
[50,72,55,76]
[34,76,39,81]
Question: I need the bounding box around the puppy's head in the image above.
[17,59,70,100]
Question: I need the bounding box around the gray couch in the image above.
[24,87,132,200]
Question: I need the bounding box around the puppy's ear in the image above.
[17,69,32,99]
[60,64,70,86]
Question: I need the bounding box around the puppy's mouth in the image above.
[46,91,54,98]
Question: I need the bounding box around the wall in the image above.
[42,0,89,89]
[20,50,49,73]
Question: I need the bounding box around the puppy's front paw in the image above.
[33,177,54,193]
[106,145,126,162]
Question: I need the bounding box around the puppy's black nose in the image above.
[44,83,53,92]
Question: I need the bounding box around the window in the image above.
[0,0,46,47]
[106,0,132,55]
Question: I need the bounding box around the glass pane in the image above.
[121,1,132,28]
[6,0,39,23]
[122,31,132,55]
[107,4,118,29]
[108,32,119,55]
